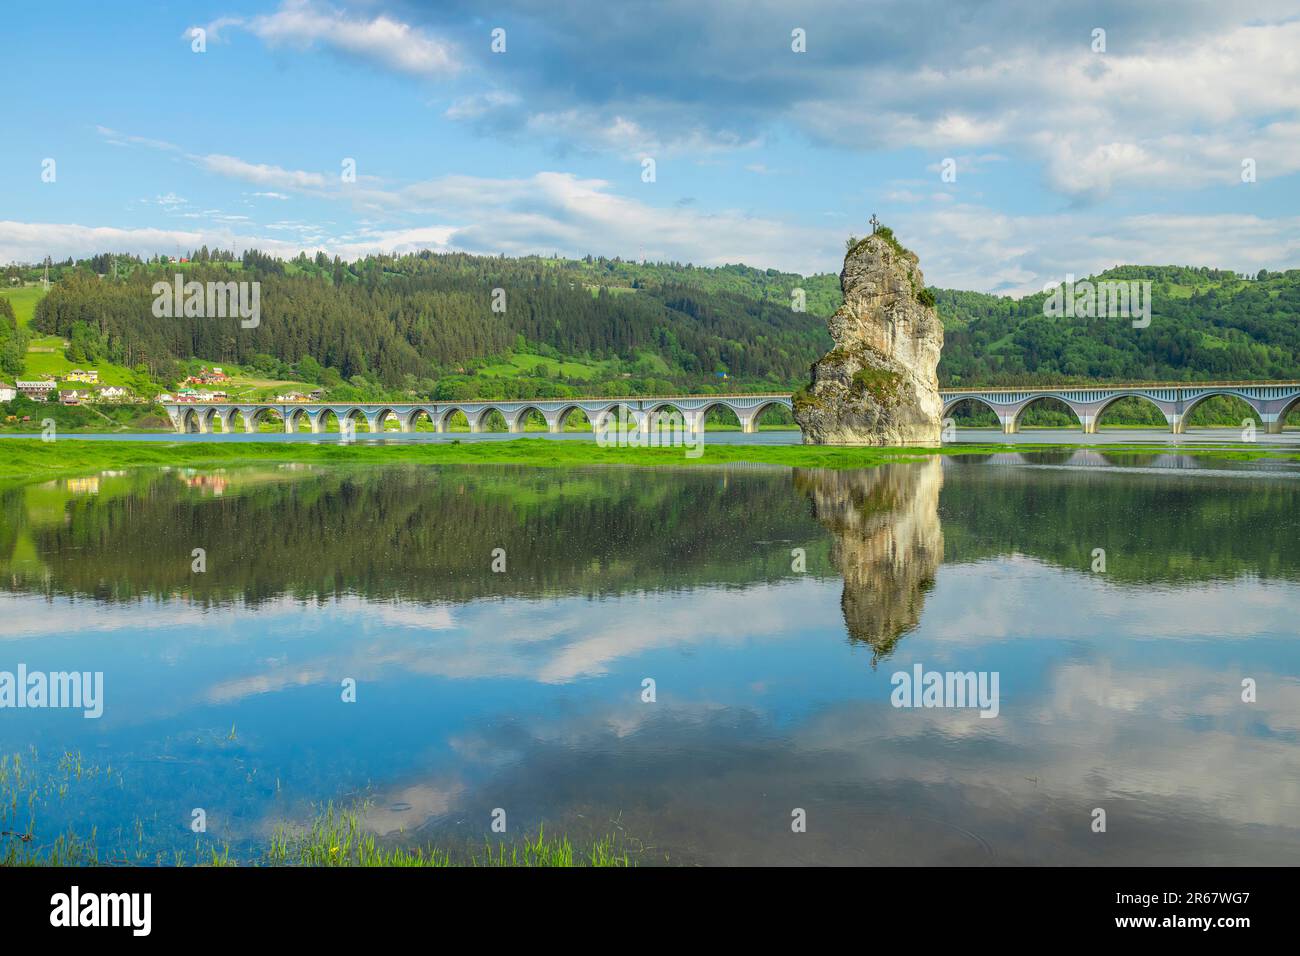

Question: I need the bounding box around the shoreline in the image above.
[2,436,1295,487]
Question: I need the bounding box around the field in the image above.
[476,351,608,380]
[19,344,135,386]
[0,284,45,327]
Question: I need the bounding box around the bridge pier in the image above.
[682,409,708,436]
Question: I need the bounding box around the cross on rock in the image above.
[869,214,880,234]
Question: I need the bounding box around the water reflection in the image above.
[795,460,942,664]
[0,457,1297,865]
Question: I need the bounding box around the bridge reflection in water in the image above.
[164,381,1300,437]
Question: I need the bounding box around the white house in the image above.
[0,381,16,402]
[96,386,128,402]
[16,380,57,400]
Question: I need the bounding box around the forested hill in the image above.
[938,265,1300,385]
[27,252,831,398]
[18,251,1300,400]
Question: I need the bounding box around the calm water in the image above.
[2,453,1298,865]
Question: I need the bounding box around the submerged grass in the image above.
[266,802,630,868]
[2,751,630,867]
[1,436,1293,488]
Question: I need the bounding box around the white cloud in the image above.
[802,20,1300,199]
[195,0,461,78]
[7,193,1298,292]
[891,205,1300,295]
[196,154,329,191]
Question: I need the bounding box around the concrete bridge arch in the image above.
[162,384,1300,440]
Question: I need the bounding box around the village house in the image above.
[175,387,218,402]
[59,389,86,405]
[185,366,231,386]
[276,391,308,402]
[16,380,57,401]
[65,369,99,384]
[96,386,128,402]
[0,381,16,402]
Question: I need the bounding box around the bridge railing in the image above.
[167,392,794,407]
[940,380,1300,393]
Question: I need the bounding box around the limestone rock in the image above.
[794,230,944,444]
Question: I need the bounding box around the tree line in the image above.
[22,250,1300,395]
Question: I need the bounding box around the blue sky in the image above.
[3,0,1298,294]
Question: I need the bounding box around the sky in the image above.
[3,0,1298,295]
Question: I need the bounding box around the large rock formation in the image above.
[794,229,944,444]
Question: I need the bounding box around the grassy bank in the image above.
[0,436,929,483]
[0,436,1292,487]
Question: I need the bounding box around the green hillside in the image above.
[0,285,45,327]
[28,251,833,403]
[12,249,1300,417]
[937,265,1300,385]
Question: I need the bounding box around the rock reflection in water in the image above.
[794,458,943,664]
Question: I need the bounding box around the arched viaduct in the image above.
[164,382,1300,437]
[164,394,794,436]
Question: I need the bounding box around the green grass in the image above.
[215,373,322,401]
[1,437,1293,489]
[266,803,630,867]
[19,349,136,386]
[1,399,173,433]
[25,334,66,350]
[0,285,45,327]
[476,351,607,380]
[0,749,629,867]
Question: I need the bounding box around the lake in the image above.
[2,452,1298,865]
